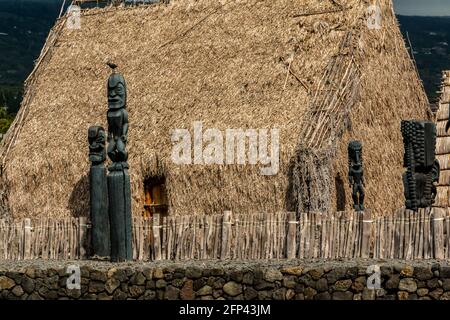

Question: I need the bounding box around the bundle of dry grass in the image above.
[0,0,430,219]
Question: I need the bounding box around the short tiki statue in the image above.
[401,120,440,211]
[88,125,110,257]
[348,140,365,211]
[106,64,132,261]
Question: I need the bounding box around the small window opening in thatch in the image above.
[143,176,168,218]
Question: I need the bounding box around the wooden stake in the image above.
[152,213,161,261]
[79,217,88,259]
[221,210,232,260]
[24,218,32,260]
[286,212,297,259]
[361,210,372,258]
[433,207,445,259]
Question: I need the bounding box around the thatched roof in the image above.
[0,0,430,219]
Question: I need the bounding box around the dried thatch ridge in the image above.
[0,0,430,219]
[291,30,360,212]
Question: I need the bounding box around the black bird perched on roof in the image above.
[107,62,118,71]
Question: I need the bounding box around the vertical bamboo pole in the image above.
[315,212,322,258]
[424,209,430,259]
[361,210,372,258]
[309,212,316,258]
[322,212,329,258]
[389,215,396,259]
[433,208,445,259]
[221,210,232,260]
[399,208,405,259]
[345,211,353,258]
[413,209,420,259]
[385,215,391,259]
[331,213,336,258]
[404,209,412,260]
[286,212,297,259]
[418,208,424,259]
[305,213,311,258]
[152,213,161,261]
[78,217,88,259]
[299,213,306,259]
[24,218,32,260]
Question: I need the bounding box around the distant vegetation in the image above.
[0,0,61,134]
[0,107,15,134]
[397,15,450,104]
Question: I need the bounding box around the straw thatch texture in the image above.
[0,0,430,219]
[435,70,450,208]
[292,1,430,215]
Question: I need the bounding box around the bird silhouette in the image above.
[107,62,118,70]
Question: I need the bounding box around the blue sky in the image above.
[394,0,450,16]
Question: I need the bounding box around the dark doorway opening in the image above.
[335,173,346,211]
[143,176,168,218]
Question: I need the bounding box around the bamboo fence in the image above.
[1,207,450,261]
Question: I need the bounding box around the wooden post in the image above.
[152,213,162,261]
[433,207,445,259]
[286,212,297,259]
[24,218,32,260]
[221,210,232,260]
[399,208,406,259]
[298,213,306,259]
[329,214,335,259]
[424,208,430,259]
[418,208,425,259]
[405,209,412,260]
[361,210,372,258]
[385,215,391,259]
[78,217,88,259]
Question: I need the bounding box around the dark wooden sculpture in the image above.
[88,125,110,257]
[106,65,132,262]
[348,140,365,211]
[401,120,440,211]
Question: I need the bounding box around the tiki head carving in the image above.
[88,125,106,165]
[107,72,127,111]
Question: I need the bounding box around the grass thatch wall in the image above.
[332,1,431,215]
[290,1,430,216]
[0,0,430,219]
[435,71,450,208]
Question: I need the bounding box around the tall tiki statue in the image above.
[348,140,365,211]
[401,120,440,211]
[106,63,132,261]
[88,125,110,257]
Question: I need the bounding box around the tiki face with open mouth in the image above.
[107,73,127,111]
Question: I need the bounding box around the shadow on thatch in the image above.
[68,174,89,218]
[335,173,346,211]
[285,158,297,214]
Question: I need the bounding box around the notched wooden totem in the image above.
[348,140,365,211]
[107,67,129,168]
[106,64,132,262]
[88,125,110,258]
[401,120,440,211]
